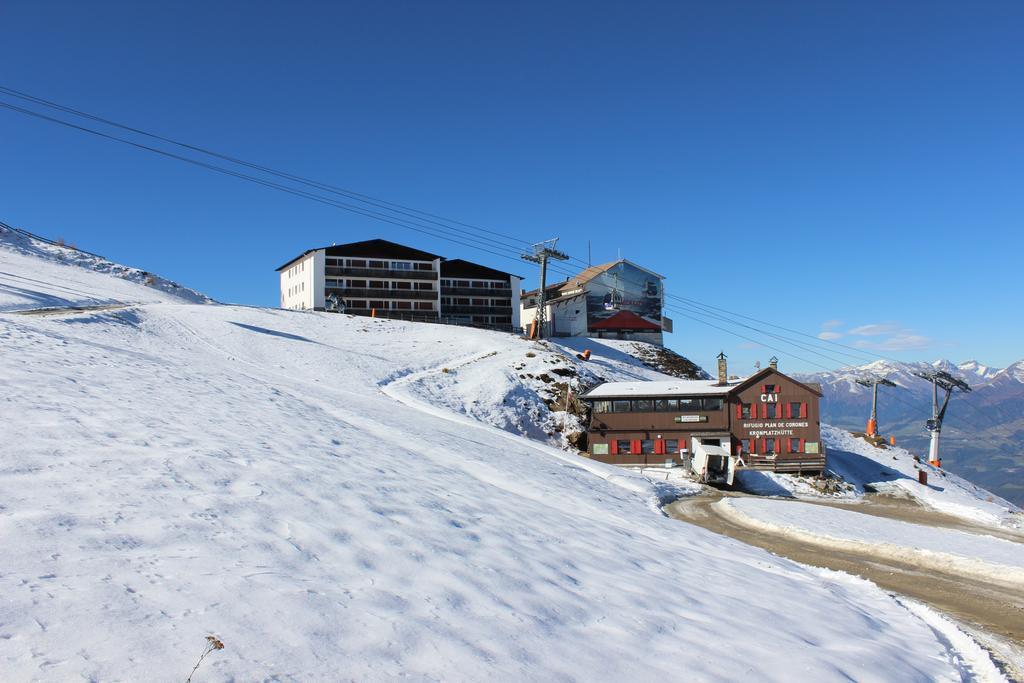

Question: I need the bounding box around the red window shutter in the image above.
[735,442,743,456]
[799,439,805,453]
[631,439,641,455]
[735,403,743,419]
[800,403,808,418]
[761,438,767,453]
[761,404,768,419]
[609,440,618,455]
[655,439,665,455]
[785,403,791,419]
[750,438,756,454]
[760,384,766,394]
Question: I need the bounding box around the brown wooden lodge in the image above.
[580,354,826,474]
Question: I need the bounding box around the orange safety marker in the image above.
[889,435,896,446]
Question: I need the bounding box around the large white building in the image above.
[277,239,521,330]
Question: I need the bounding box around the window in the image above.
[741,403,753,419]
[641,440,655,454]
[348,280,366,288]
[368,280,387,289]
[415,282,434,290]
[472,281,487,288]
[766,403,778,419]
[349,259,366,267]
[612,400,631,413]
[593,400,612,413]
[678,397,700,412]
[740,439,752,454]
[393,261,413,270]
[368,260,386,269]
[789,402,803,418]
[369,300,386,309]
[456,298,470,305]
[665,439,679,453]
[701,398,723,411]
[616,439,631,454]
[764,438,779,455]
[472,299,486,306]
[415,262,433,270]
[632,399,654,412]
[394,281,412,290]
[441,279,452,287]
[394,301,412,310]
[654,398,677,412]
[591,443,609,455]
[415,302,433,311]
[789,438,802,453]
[763,384,777,393]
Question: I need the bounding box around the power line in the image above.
[0,85,533,252]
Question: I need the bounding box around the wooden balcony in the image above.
[327,286,437,301]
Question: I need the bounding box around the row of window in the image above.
[738,402,808,420]
[606,439,681,455]
[441,279,509,289]
[285,260,305,278]
[325,257,435,271]
[592,397,724,414]
[596,437,807,456]
[326,279,435,291]
[346,300,435,311]
[738,438,806,455]
[285,281,305,298]
[441,297,511,307]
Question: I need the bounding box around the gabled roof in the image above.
[521,259,665,299]
[275,239,443,271]
[588,310,662,331]
[732,367,824,397]
[441,259,522,280]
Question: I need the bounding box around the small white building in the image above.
[520,259,669,345]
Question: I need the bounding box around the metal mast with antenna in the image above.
[911,370,971,468]
[521,238,569,340]
[854,376,898,437]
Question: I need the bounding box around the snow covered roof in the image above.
[582,378,741,399]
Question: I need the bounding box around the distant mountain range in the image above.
[796,359,1024,506]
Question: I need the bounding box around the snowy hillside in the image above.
[0,223,210,311]
[0,247,1008,680]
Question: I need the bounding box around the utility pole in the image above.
[912,370,971,468]
[854,376,897,437]
[521,238,569,340]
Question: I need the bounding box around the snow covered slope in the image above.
[0,249,1008,680]
[0,223,210,311]
[823,426,1020,527]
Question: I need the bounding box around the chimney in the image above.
[769,356,778,370]
[716,352,728,386]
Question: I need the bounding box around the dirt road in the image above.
[667,491,1024,678]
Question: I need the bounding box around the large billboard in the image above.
[585,262,663,330]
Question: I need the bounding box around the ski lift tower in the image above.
[521,238,569,340]
[854,376,897,437]
[911,370,971,468]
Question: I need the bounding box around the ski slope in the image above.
[0,235,1010,681]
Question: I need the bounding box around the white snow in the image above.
[720,498,1024,589]
[823,425,1021,527]
[582,378,735,398]
[0,236,1010,681]
[0,225,210,311]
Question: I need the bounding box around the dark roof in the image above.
[275,239,443,271]
[588,310,662,331]
[441,259,522,280]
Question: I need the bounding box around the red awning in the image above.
[589,310,662,331]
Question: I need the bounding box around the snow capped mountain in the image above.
[797,357,1024,507]
[958,360,1000,380]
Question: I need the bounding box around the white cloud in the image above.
[848,323,899,337]
[821,320,843,330]
[818,331,843,340]
[852,333,931,352]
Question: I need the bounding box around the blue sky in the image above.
[2,1,1021,374]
